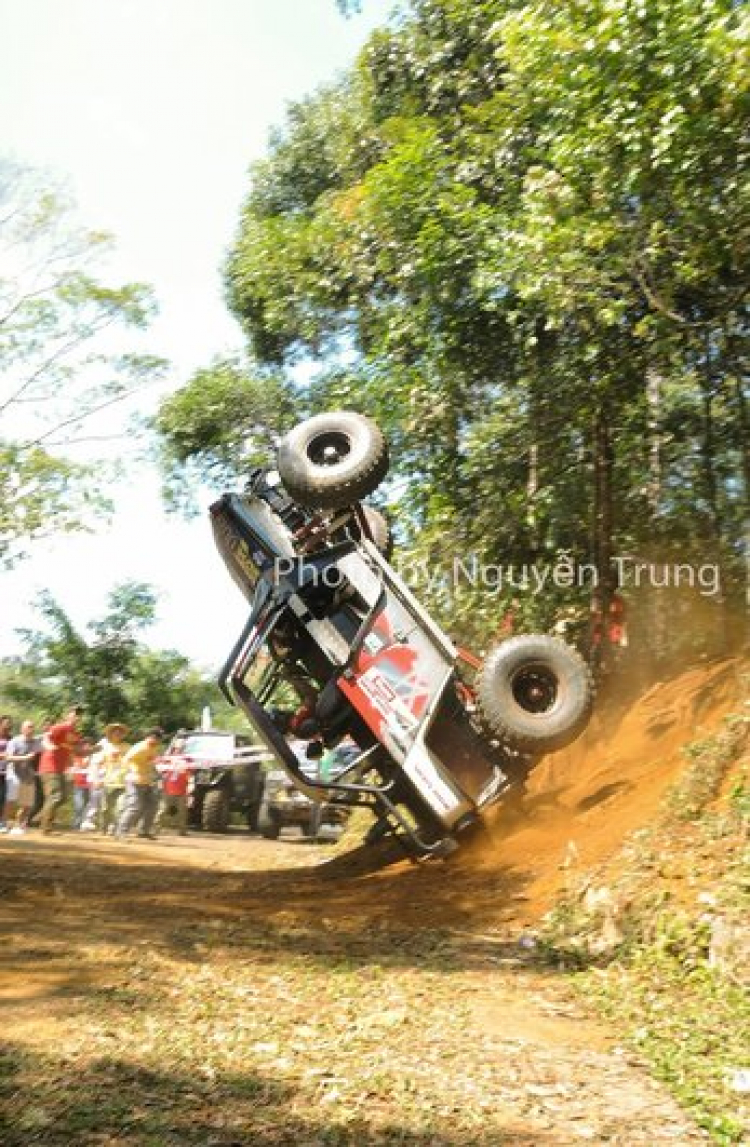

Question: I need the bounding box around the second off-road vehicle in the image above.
[172,729,271,833]
[256,740,353,840]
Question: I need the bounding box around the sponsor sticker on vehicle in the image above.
[358,666,419,736]
[401,746,464,817]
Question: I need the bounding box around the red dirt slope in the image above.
[466,656,747,923]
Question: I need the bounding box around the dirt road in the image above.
[0,827,705,1145]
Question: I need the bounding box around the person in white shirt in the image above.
[4,720,42,834]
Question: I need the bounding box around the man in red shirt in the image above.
[39,707,83,834]
[156,737,193,836]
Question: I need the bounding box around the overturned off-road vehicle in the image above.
[212,411,593,859]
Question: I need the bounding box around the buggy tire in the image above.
[477,635,593,754]
[303,803,323,839]
[277,412,389,511]
[202,789,231,833]
[359,506,393,557]
[257,800,281,840]
[246,800,262,834]
[188,795,203,828]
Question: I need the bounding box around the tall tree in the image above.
[8,582,224,734]
[0,159,167,563]
[160,0,749,659]
[154,356,297,512]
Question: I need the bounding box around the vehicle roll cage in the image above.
[217,558,460,857]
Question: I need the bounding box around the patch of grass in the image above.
[581,941,749,1144]
[662,711,749,823]
[326,806,371,855]
[728,768,750,834]
[0,925,526,1145]
[537,709,750,1144]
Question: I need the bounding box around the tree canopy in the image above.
[1,580,240,736]
[154,356,297,513]
[158,0,749,664]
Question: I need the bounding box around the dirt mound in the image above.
[457,656,746,921]
[1,660,740,952]
[310,657,747,934]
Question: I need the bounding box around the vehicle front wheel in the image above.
[302,804,323,839]
[201,789,231,833]
[257,800,281,840]
[477,635,593,754]
[246,800,262,834]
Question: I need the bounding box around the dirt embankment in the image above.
[456,656,746,922]
[1,659,743,946]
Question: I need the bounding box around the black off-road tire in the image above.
[202,789,231,833]
[257,799,281,840]
[246,800,262,834]
[276,412,389,511]
[477,635,593,754]
[360,506,393,557]
[302,803,323,839]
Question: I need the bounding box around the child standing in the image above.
[69,738,94,830]
[157,737,193,836]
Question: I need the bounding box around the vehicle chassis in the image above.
[216,489,525,859]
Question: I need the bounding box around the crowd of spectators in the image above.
[0,711,193,839]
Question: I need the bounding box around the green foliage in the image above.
[586,937,749,1144]
[154,356,297,510]
[0,443,111,562]
[0,158,166,563]
[182,0,748,657]
[2,582,224,736]
[728,769,750,832]
[663,711,750,822]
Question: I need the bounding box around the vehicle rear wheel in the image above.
[276,411,389,511]
[202,789,231,833]
[246,800,262,834]
[356,505,393,557]
[302,804,323,838]
[257,800,281,840]
[188,795,203,828]
[477,635,593,754]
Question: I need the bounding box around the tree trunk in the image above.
[733,376,750,622]
[590,405,615,675]
[646,367,668,666]
[701,359,722,548]
[646,367,662,517]
[527,319,553,554]
[701,334,729,654]
[527,441,539,545]
[731,378,749,498]
[724,326,750,633]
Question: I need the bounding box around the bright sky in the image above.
[0,0,394,670]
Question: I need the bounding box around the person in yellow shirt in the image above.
[116,729,164,840]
